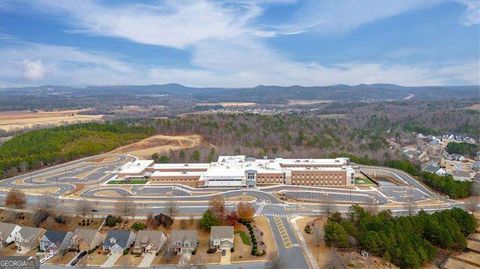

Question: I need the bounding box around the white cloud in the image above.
[22,60,46,81]
[273,0,443,35]
[458,0,480,26]
[34,0,263,49]
[0,0,478,87]
[0,41,478,87]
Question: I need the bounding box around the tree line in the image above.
[325,206,477,269]
[0,122,154,178]
[446,142,478,157]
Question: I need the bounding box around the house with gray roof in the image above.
[210,226,234,251]
[69,228,104,253]
[169,230,198,255]
[473,161,480,172]
[421,161,440,174]
[0,222,21,246]
[13,227,46,254]
[39,230,73,255]
[103,230,136,255]
[132,230,167,254]
[451,170,471,181]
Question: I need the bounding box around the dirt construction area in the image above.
[0,110,103,132]
[109,134,204,158]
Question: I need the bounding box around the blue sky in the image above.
[0,0,479,87]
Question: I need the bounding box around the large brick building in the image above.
[116,156,355,188]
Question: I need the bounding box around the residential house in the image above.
[13,227,46,253]
[69,228,104,252]
[473,161,480,172]
[39,230,73,255]
[451,170,471,181]
[0,222,21,247]
[103,230,136,255]
[421,161,440,174]
[132,230,167,254]
[210,226,234,251]
[170,230,198,254]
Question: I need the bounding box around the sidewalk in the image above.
[290,216,319,269]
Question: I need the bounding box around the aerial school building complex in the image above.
[117,156,355,188]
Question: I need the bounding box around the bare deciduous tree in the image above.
[166,194,178,218]
[4,189,26,209]
[76,198,93,218]
[115,198,136,220]
[38,193,57,215]
[321,203,336,218]
[365,196,378,215]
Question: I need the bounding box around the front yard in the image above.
[231,216,277,262]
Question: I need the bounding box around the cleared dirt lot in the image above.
[110,134,203,158]
[0,110,103,132]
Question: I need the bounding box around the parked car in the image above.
[70,251,87,266]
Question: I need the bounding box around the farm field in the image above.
[0,110,103,132]
[110,134,204,158]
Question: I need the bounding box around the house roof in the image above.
[73,228,99,245]
[421,161,440,173]
[44,230,69,246]
[451,170,471,178]
[18,227,45,241]
[0,222,18,239]
[210,226,234,240]
[134,230,166,248]
[103,230,134,249]
[170,230,197,243]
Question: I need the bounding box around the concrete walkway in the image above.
[220,250,231,265]
[100,253,121,267]
[290,216,319,269]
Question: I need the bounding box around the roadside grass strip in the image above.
[274,216,292,248]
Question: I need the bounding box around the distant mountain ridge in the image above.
[1,84,479,104]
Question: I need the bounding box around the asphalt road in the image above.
[1,154,474,269]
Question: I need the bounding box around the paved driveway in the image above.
[100,253,121,267]
[220,249,231,265]
[138,252,155,267]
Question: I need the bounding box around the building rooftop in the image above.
[151,171,205,177]
[210,226,234,240]
[151,163,210,170]
[119,160,154,174]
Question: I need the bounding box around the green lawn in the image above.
[235,231,251,245]
[354,177,375,185]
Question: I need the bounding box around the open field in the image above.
[110,134,204,158]
[287,99,333,106]
[196,102,257,107]
[0,110,103,132]
[464,103,480,111]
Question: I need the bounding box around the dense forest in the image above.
[0,122,154,178]
[325,206,477,269]
[146,113,392,161]
[446,142,478,157]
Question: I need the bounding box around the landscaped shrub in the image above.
[304,225,312,234]
[55,215,67,224]
[105,215,122,227]
[131,222,147,231]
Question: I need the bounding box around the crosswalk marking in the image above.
[274,216,292,248]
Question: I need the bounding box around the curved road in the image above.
[0,154,473,269]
